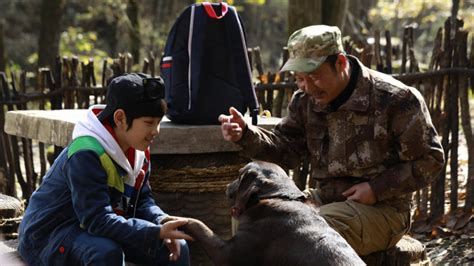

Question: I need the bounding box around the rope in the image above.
[150,164,244,192]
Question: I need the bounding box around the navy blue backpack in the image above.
[160,2,259,125]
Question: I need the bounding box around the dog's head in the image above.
[226,161,305,219]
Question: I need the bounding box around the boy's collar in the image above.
[101,116,136,167]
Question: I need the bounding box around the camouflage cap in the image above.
[280,25,344,73]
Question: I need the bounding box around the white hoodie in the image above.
[72,105,145,187]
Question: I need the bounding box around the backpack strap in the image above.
[225,6,259,125]
[202,2,228,19]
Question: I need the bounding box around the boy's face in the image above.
[114,110,162,152]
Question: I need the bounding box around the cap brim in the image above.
[97,105,115,121]
[280,57,326,73]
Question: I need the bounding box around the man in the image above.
[219,25,445,255]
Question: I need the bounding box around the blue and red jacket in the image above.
[18,106,168,265]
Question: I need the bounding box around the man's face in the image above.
[294,59,346,106]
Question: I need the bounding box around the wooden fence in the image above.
[0,18,473,224]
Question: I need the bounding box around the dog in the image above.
[180,161,365,266]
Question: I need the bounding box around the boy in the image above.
[18,73,192,265]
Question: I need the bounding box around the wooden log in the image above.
[0,193,23,239]
[361,235,429,266]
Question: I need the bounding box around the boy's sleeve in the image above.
[65,150,165,257]
[134,166,168,225]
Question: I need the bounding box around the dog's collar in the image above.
[259,195,306,202]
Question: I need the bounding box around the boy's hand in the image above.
[164,238,181,262]
[218,107,247,142]
[160,218,194,241]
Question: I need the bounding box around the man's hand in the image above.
[160,218,194,241]
[218,107,247,142]
[164,238,182,262]
[342,182,377,205]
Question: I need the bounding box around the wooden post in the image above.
[274,47,290,118]
[458,31,473,213]
[0,73,17,197]
[465,36,474,212]
[149,51,155,77]
[431,18,454,221]
[401,27,408,74]
[407,26,419,73]
[37,70,47,182]
[9,71,32,199]
[101,59,108,89]
[384,30,393,74]
[374,29,383,72]
[0,73,11,195]
[253,47,265,112]
[142,58,149,74]
[266,72,275,114]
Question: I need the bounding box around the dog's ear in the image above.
[226,179,239,201]
[255,163,306,201]
[231,166,262,211]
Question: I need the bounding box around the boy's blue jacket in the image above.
[18,105,168,265]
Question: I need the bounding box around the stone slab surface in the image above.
[4,110,280,154]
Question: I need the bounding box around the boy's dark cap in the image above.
[97,73,166,121]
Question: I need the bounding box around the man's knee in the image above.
[319,200,409,256]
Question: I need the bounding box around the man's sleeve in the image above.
[369,89,445,201]
[237,92,309,169]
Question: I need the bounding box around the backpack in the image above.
[160,2,259,125]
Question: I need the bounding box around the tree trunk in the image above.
[288,0,349,37]
[288,0,322,37]
[37,0,65,69]
[127,0,140,64]
[0,21,4,72]
[322,0,349,30]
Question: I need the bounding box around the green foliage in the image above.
[368,0,474,64]
[60,27,107,57]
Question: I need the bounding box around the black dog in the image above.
[181,161,365,266]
